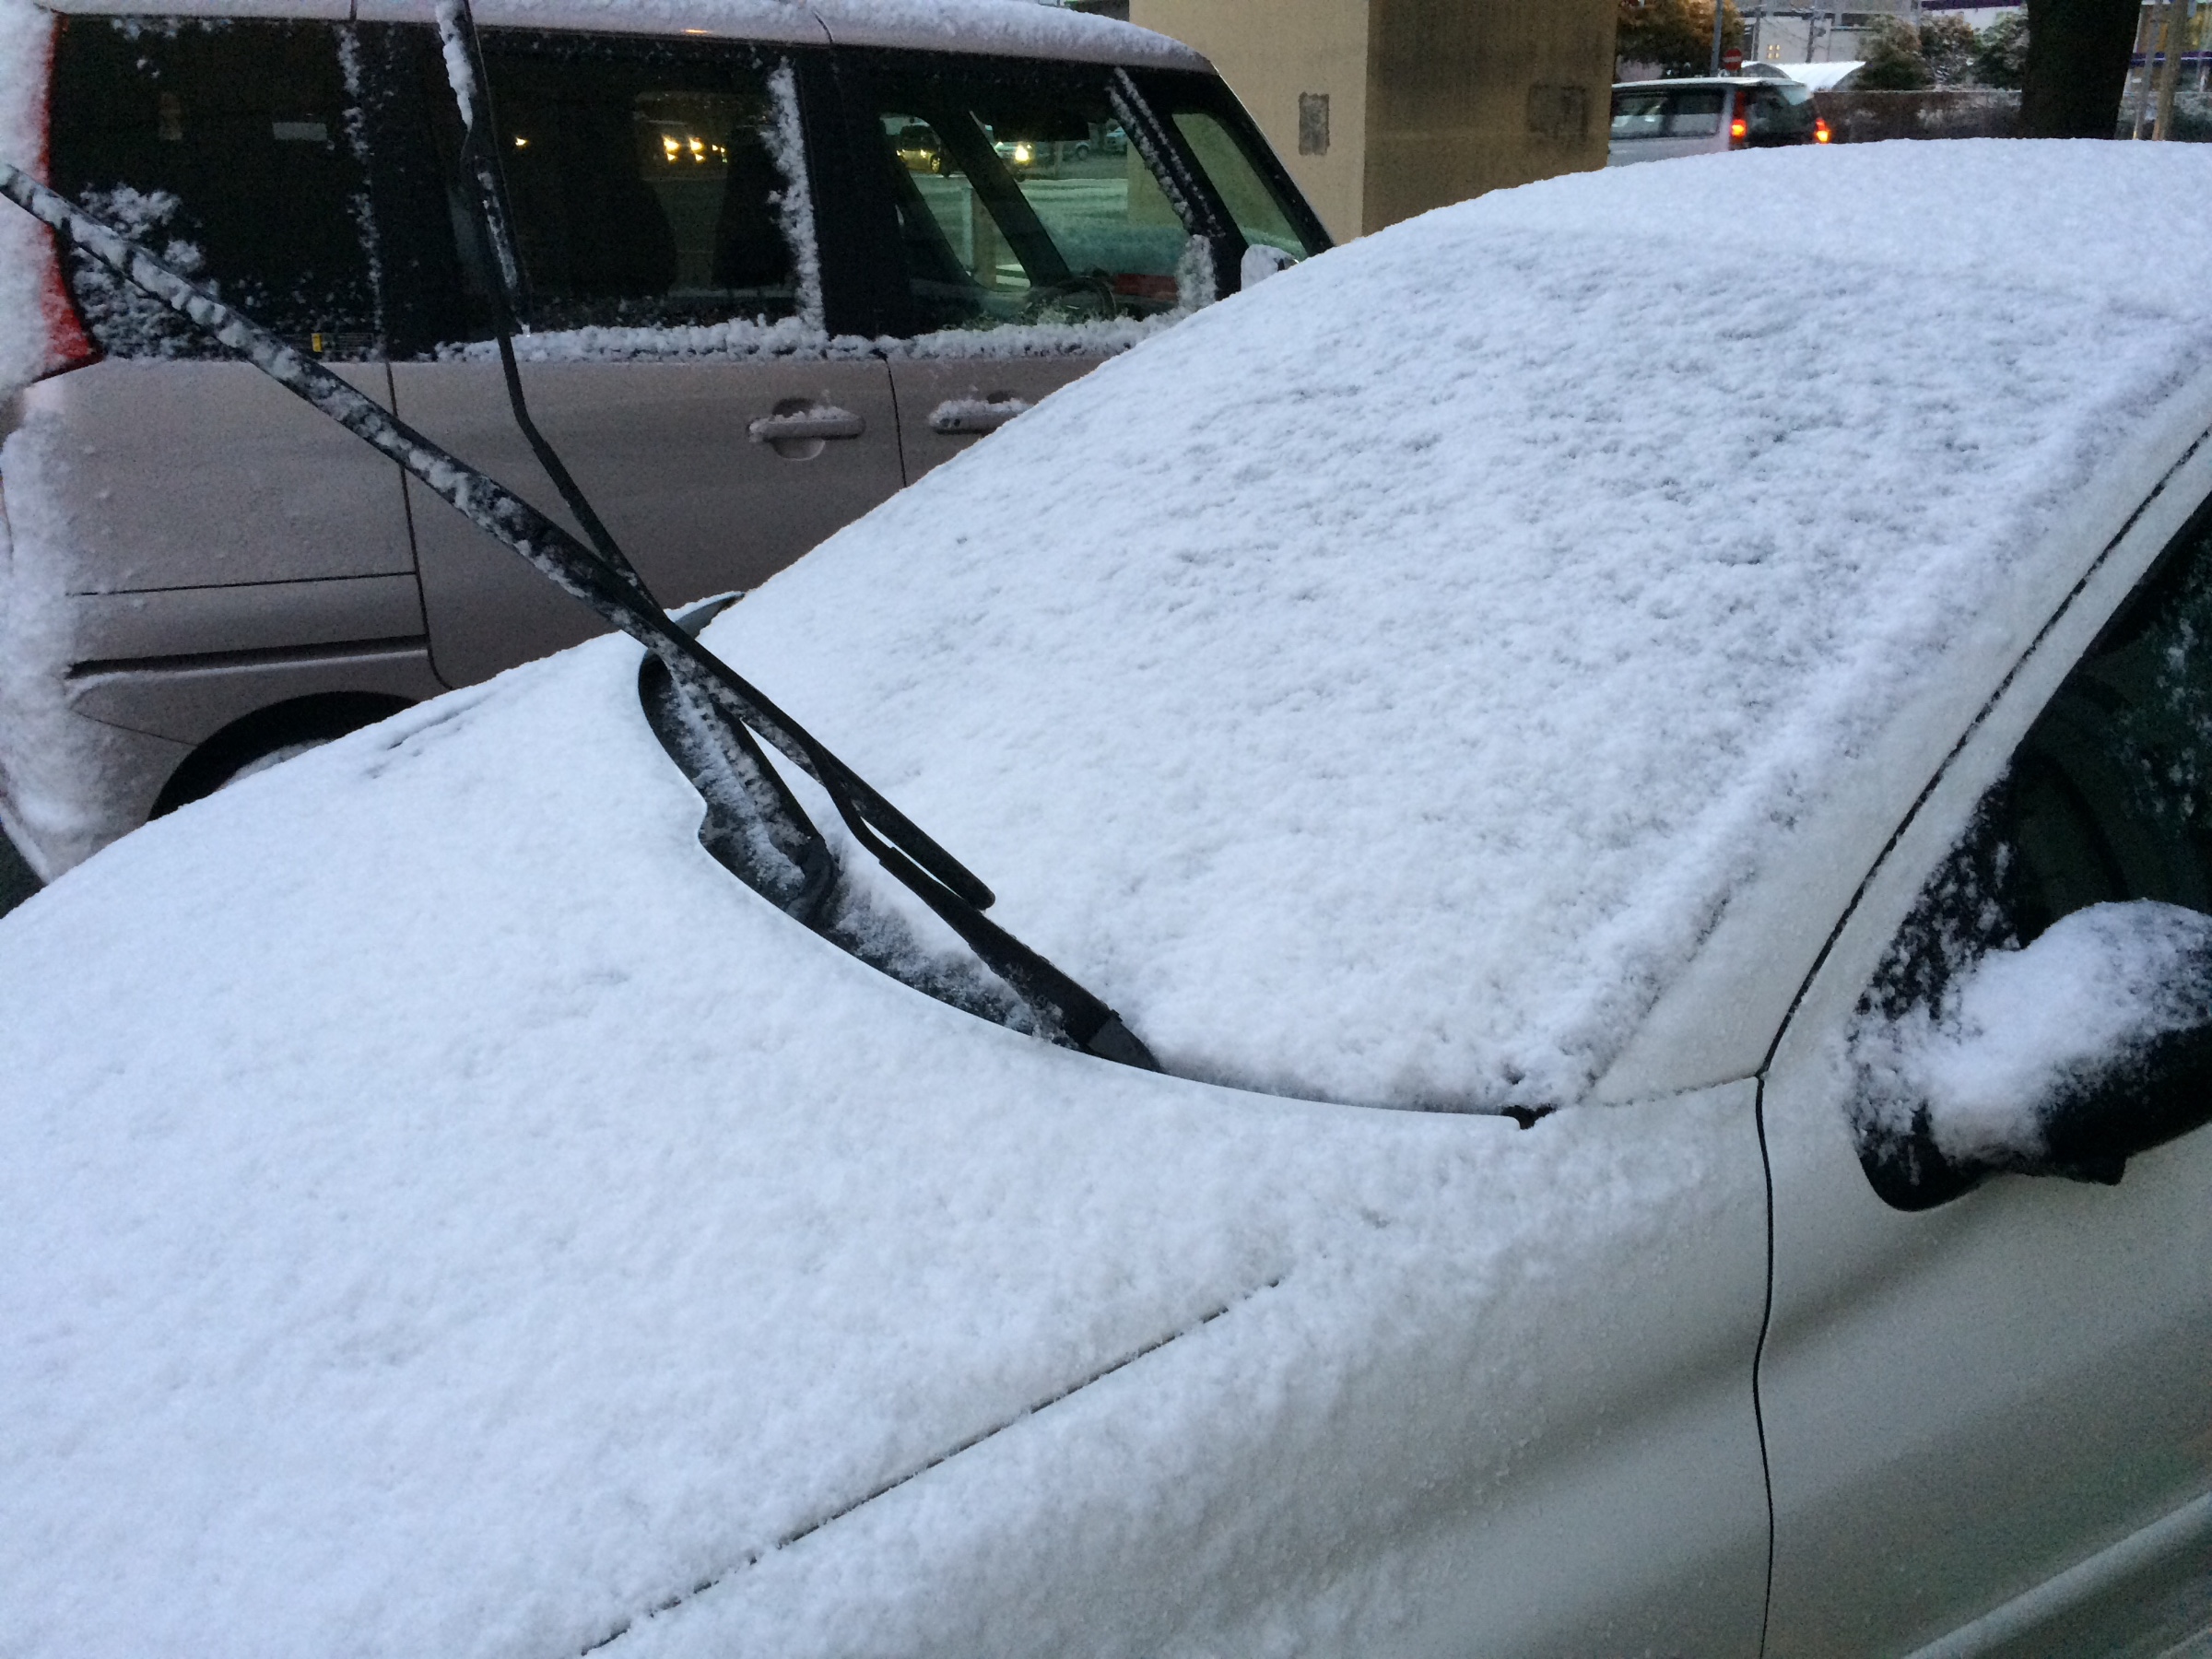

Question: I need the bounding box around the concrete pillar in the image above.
[1133,0,1616,240]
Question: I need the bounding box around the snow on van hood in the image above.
[700,139,2212,1111]
[0,634,1762,1659]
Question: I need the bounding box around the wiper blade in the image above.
[0,161,1158,1068]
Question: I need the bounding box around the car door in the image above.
[376,27,906,688]
[1758,476,2212,1655]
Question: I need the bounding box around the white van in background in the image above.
[0,0,1327,884]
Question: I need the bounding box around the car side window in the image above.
[1666,90,1725,137]
[860,54,1195,332]
[455,32,810,338]
[1610,90,1668,139]
[48,16,381,358]
[1852,507,2212,1205]
[1162,107,1315,267]
[852,52,1322,339]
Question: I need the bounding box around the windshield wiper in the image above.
[0,159,1159,1070]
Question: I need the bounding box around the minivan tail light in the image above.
[17,16,101,380]
[36,247,100,379]
[1729,113,1749,146]
[1814,117,1832,144]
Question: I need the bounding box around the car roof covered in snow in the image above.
[7,141,2212,1655]
[33,0,1211,67]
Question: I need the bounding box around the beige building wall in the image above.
[1134,0,1614,240]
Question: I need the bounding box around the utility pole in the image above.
[1711,0,1726,73]
[2156,0,2196,135]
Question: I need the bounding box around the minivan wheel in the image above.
[151,693,414,818]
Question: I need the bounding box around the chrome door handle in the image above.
[747,406,865,442]
[928,396,1031,436]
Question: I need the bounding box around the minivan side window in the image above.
[456,33,811,339]
[1141,70,1324,267]
[851,51,1324,337]
[48,17,381,358]
[1610,90,1668,139]
[860,54,1194,330]
[1665,90,1725,137]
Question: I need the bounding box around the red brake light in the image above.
[1814,117,1831,144]
[37,251,100,380]
[1730,115,1748,143]
[22,16,100,379]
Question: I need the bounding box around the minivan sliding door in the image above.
[380,30,901,688]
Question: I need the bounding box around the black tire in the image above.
[150,693,413,818]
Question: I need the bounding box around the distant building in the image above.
[1130,0,1616,241]
[1742,2,2023,66]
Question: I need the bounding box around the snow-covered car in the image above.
[5,141,2212,1658]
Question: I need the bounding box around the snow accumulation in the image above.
[6,137,2212,1657]
[350,0,1206,65]
[701,140,2212,1111]
[1853,901,2212,1167]
[0,0,56,390]
[0,635,1765,1659]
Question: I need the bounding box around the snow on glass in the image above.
[693,141,2212,1111]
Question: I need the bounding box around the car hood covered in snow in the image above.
[6,143,2212,1656]
[0,639,1766,1658]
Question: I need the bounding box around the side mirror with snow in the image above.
[1850,902,2212,1211]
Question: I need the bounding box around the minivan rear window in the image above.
[50,17,381,357]
[1747,86,1817,135]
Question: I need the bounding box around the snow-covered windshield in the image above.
[696,144,2212,1113]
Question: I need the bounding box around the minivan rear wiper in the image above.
[0,162,1160,1071]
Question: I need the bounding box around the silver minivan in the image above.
[1606,74,1829,165]
[0,0,1327,882]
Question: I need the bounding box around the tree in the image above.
[2020,0,2139,135]
[1975,12,2030,88]
[1919,13,1980,85]
[1615,0,1745,78]
[1858,15,1935,88]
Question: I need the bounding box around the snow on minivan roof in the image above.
[31,0,1209,67]
[691,140,2212,1110]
